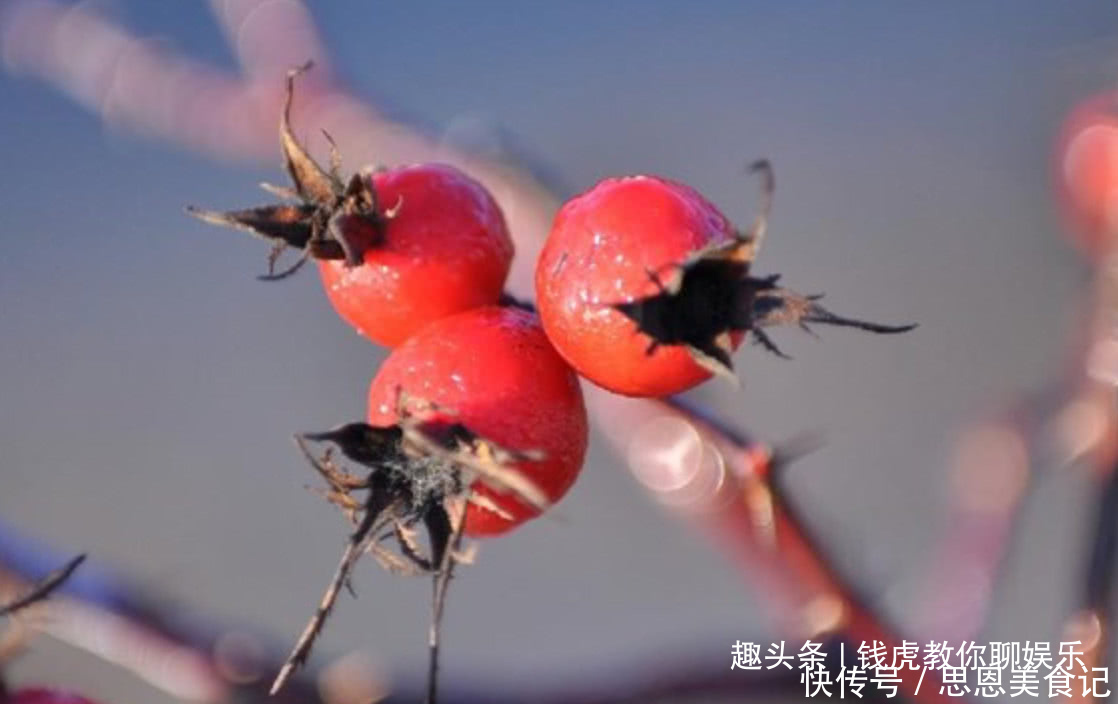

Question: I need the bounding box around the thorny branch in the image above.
[2,1,1118,703]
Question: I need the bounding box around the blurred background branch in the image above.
[0,517,824,703]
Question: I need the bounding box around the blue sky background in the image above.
[3,2,1118,702]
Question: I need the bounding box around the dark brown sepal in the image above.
[748,284,918,337]
[612,242,750,380]
[393,390,551,513]
[279,61,340,205]
[185,204,315,251]
[686,331,739,383]
[187,63,391,280]
[271,392,548,696]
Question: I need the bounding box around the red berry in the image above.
[1055,92,1118,257]
[366,305,588,535]
[188,66,512,347]
[536,168,915,397]
[8,688,104,704]
[536,175,744,396]
[318,163,513,346]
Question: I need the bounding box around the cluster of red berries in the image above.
[19,52,1118,704]
[183,65,912,696]
[1,62,915,703]
[191,67,591,545]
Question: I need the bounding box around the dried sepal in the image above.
[271,391,548,697]
[326,171,385,267]
[259,181,301,200]
[687,331,739,384]
[612,249,749,379]
[394,390,550,513]
[369,539,430,577]
[184,204,315,250]
[736,158,775,259]
[612,161,914,377]
[321,128,344,185]
[188,62,391,277]
[279,61,338,205]
[747,283,918,337]
[300,423,405,468]
[467,492,514,521]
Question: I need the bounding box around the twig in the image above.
[270,509,384,695]
[0,553,84,618]
[428,503,466,704]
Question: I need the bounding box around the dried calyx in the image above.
[613,160,916,381]
[269,389,547,696]
[186,62,396,280]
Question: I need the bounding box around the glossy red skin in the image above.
[1055,92,1118,257]
[366,306,588,536]
[319,163,514,347]
[536,175,742,397]
[9,688,104,704]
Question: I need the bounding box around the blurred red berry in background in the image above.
[1056,92,1118,257]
